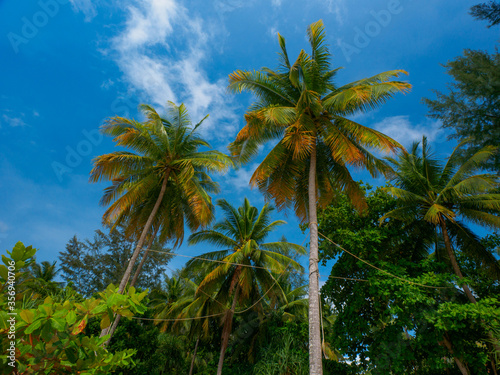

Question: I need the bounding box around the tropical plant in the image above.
[184,198,305,375]
[227,19,410,374]
[59,227,172,297]
[0,242,147,375]
[152,274,217,375]
[230,280,309,366]
[25,260,62,298]
[381,137,500,301]
[470,0,500,27]
[381,137,500,374]
[90,102,231,341]
[423,49,500,172]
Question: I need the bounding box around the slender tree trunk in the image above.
[100,170,170,342]
[102,225,159,345]
[189,336,200,375]
[217,286,239,375]
[130,226,159,287]
[439,219,477,304]
[441,334,469,375]
[440,219,500,368]
[489,352,499,375]
[308,140,323,375]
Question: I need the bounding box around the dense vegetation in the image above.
[1,3,499,374]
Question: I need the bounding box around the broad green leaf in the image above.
[66,310,77,325]
[0,265,8,281]
[0,311,10,329]
[20,310,34,324]
[11,242,25,262]
[24,246,37,259]
[65,346,79,364]
[50,317,66,331]
[40,320,54,341]
[100,314,110,330]
[71,315,87,335]
[1,255,11,268]
[24,319,42,334]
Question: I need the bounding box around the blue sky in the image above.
[0,0,498,277]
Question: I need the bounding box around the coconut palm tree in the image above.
[90,102,231,341]
[381,137,500,302]
[185,198,305,375]
[380,137,500,374]
[227,20,410,373]
[26,261,62,297]
[153,273,218,375]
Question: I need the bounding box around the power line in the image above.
[130,231,449,323]
[318,231,450,289]
[134,235,310,322]
[145,248,367,282]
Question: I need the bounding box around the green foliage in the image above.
[382,137,500,279]
[0,242,148,374]
[186,198,305,306]
[253,334,308,375]
[423,49,500,171]
[90,102,232,247]
[470,1,500,27]
[318,187,500,374]
[228,20,410,221]
[184,198,306,373]
[59,227,172,297]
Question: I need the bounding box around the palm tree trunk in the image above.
[439,219,477,304]
[130,226,160,287]
[100,170,170,342]
[217,286,239,375]
[440,219,500,368]
[189,336,200,375]
[308,140,323,375]
[102,226,160,345]
[441,333,470,375]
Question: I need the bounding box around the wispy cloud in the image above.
[109,0,240,140]
[69,0,98,21]
[371,115,444,146]
[2,114,26,127]
[269,25,278,38]
[325,0,347,25]
[223,163,260,191]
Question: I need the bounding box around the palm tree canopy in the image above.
[90,102,232,247]
[31,261,59,282]
[228,20,411,220]
[381,136,500,279]
[185,198,306,308]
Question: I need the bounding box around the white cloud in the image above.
[269,26,278,38]
[109,0,240,141]
[2,114,26,127]
[213,0,247,19]
[69,0,98,21]
[325,0,347,25]
[272,0,282,7]
[223,163,260,191]
[371,116,444,146]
